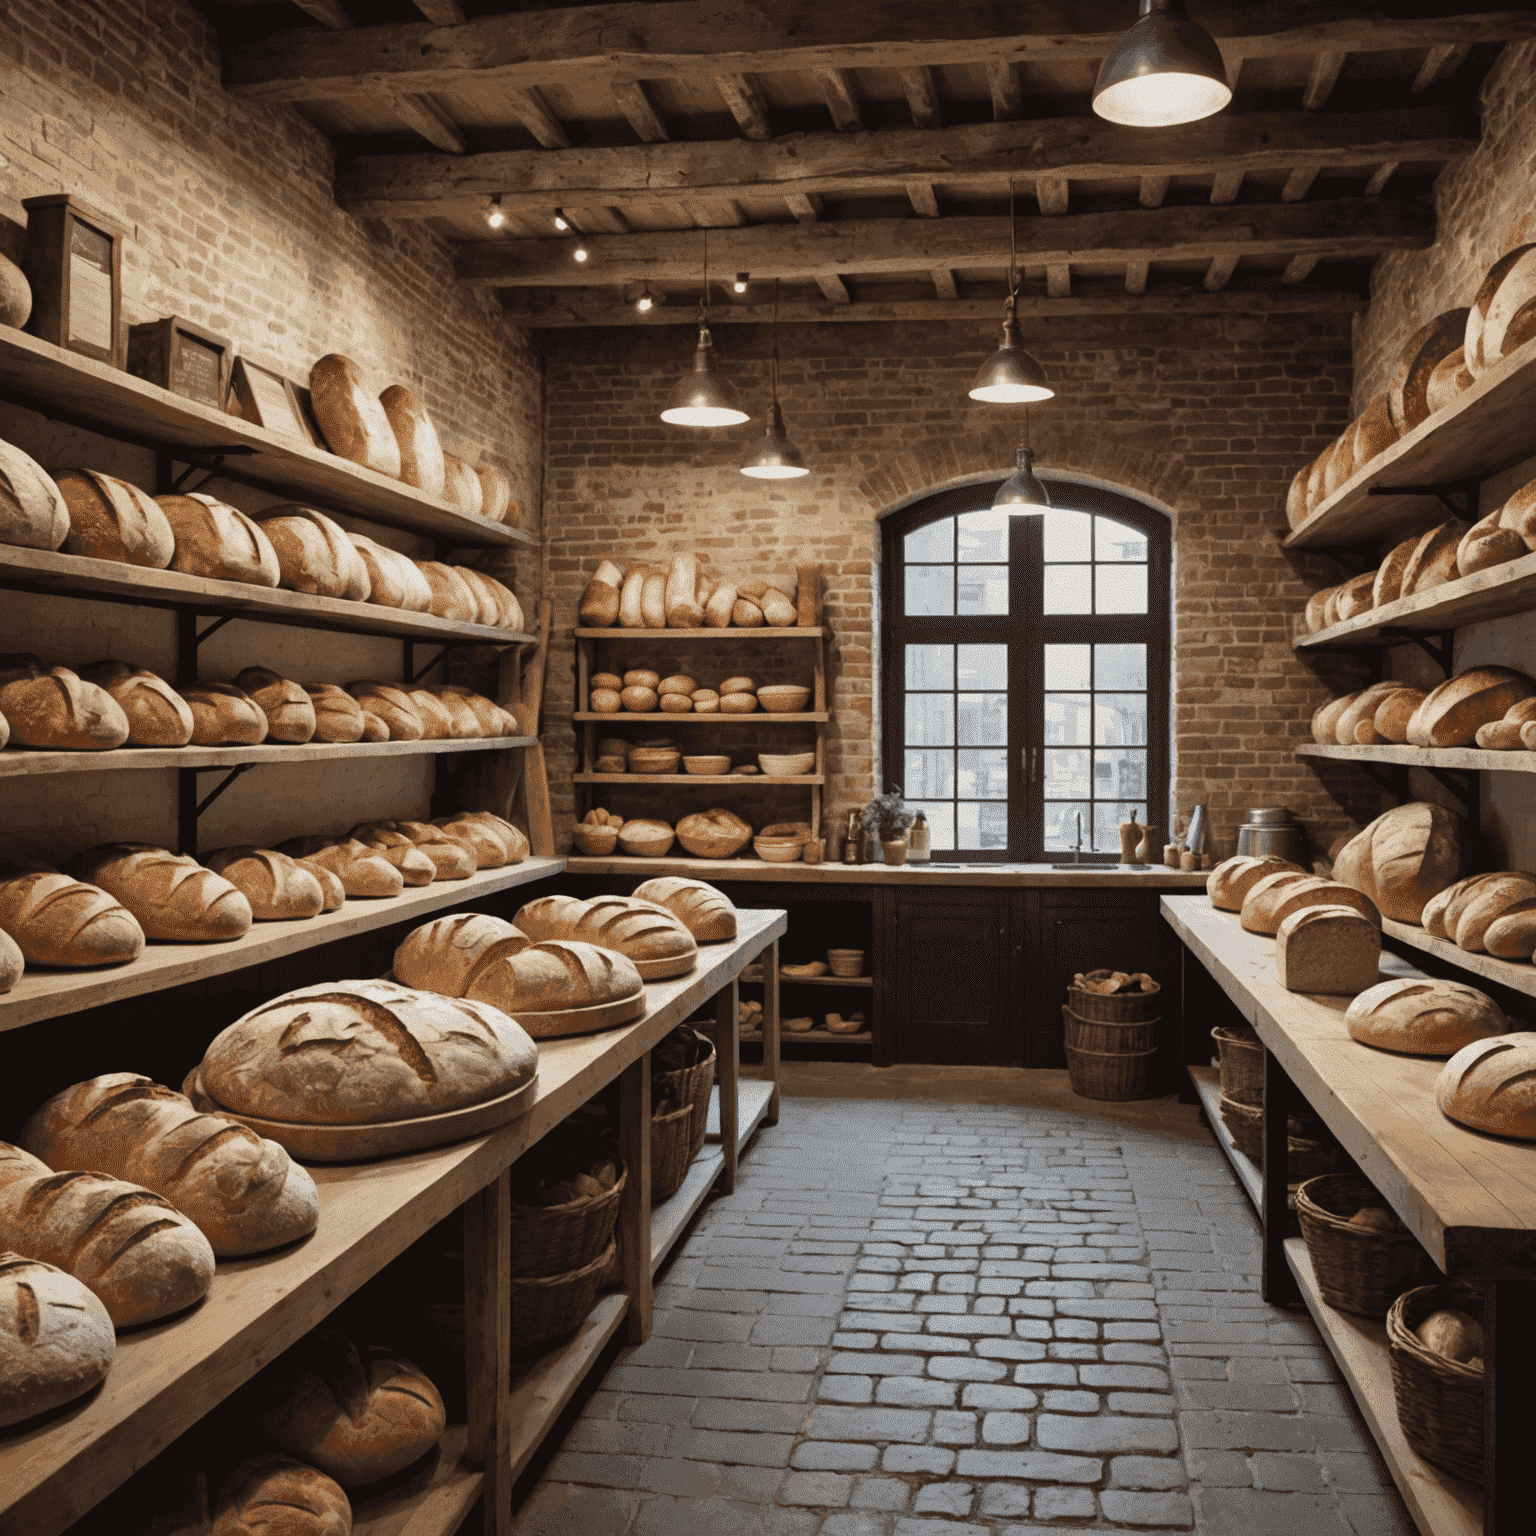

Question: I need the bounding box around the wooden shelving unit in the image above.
[1379,915,1536,999]
[1188,1064,1262,1211]
[1296,741,1536,774]
[573,711,830,724]
[573,771,824,786]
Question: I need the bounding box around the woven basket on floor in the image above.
[1295,1173,1425,1318]
[1387,1281,1485,1484]
[1062,1003,1159,1055]
[1065,1040,1158,1101]
[508,1157,626,1280]
[650,1101,695,1204]
[1212,1024,1263,1105]
[509,1240,616,1348]
[1068,971,1160,1023]
[657,1028,715,1162]
[1219,1091,1264,1162]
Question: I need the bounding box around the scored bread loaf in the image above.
[1373,687,1427,743]
[1388,309,1470,432]
[464,940,644,1033]
[0,654,129,749]
[632,876,739,941]
[1401,518,1472,596]
[1240,874,1380,937]
[579,560,623,627]
[200,979,538,1125]
[1352,393,1399,471]
[513,894,698,979]
[179,680,268,746]
[21,1074,320,1256]
[440,454,483,515]
[0,1147,214,1327]
[432,684,501,736]
[234,667,317,743]
[1414,665,1536,748]
[55,468,175,568]
[304,683,366,744]
[417,561,479,624]
[1371,535,1422,609]
[349,534,433,612]
[676,808,752,858]
[258,506,371,601]
[432,810,528,867]
[1420,873,1506,939]
[1425,347,1473,414]
[0,1254,115,1430]
[393,913,527,997]
[346,681,424,741]
[1274,905,1382,996]
[1331,802,1471,924]
[1346,977,1509,1055]
[1436,1033,1536,1139]
[279,837,407,897]
[310,355,402,478]
[78,660,194,747]
[1335,571,1378,622]
[155,493,281,587]
[351,822,475,880]
[1473,696,1536,750]
[379,385,446,499]
[297,857,346,913]
[72,844,253,942]
[0,929,19,994]
[204,847,326,921]
[0,438,69,551]
[475,464,513,524]
[214,1455,353,1536]
[0,861,144,967]
[1206,856,1308,912]
[1456,509,1527,578]
[1331,684,1405,745]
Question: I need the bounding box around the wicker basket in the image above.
[1219,1091,1264,1162]
[1062,1003,1158,1055]
[1387,1281,1485,1484]
[1068,970,1161,1023]
[1295,1173,1426,1318]
[1287,1135,1342,1184]
[508,1240,616,1348]
[657,1029,715,1162]
[1065,1041,1158,1101]
[651,1102,695,1204]
[508,1158,626,1280]
[1219,1094,1344,1180]
[1212,1024,1264,1106]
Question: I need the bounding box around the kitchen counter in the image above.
[562,855,1210,888]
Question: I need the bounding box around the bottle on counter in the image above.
[908,811,931,862]
[1118,810,1142,865]
[843,808,862,864]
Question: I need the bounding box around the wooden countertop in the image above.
[565,855,1210,888]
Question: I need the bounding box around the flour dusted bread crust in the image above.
[78,661,194,747]
[21,1074,320,1257]
[1217,863,1310,915]
[1274,905,1381,996]
[346,681,424,741]
[279,838,405,898]
[179,681,269,746]
[0,1254,115,1430]
[617,818,675,857]
[234,667,316,743]
[1346,977,1509,1056]
[1371,535,1422,609]
[632,876,738,941]
[263,1331,445,1486]
[0,655,129,749]
[351,822,475,881]
[464,940,644,1029]
[1436,1033,1536,1139]
[1401,518,1472,596]
[579,560,623,627]
[440,455,483,516]
[310,355,402,479]
[1388,309,1470,432]
[393,913,529,997]
[200,979,537,1125]
[204,848,325,921]
[0,862,144,967]
[1415,665,1536,747]
[348,534,433,612]
[258,506,371,601]
[0,438,69,551]
[297,858,346,913]
[1374,687,1427,743]
[214,1454,353,1536]
[379,385,445,499]
[156,493,281,587]
[72,844,253,942]
[417,561,480,624]
[513,893,698,979]
[56,468,174,568]
[1331,802,1471,924]
[1240,875,1380,936]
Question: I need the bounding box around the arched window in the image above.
[880,477,1171,863]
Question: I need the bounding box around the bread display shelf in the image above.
[574,711,830,724]
[745,1028,872,1045]
[651,1147,726,1273]
[1297,741,1536,774]
[349,1422,478,1536]
[1296,550,1536,650]
[0,856,565,1032]
[1283,332,1536,549]
[573,772,826,786]
[565,854,1212,887]
[575,627,826,641]
[0,734,537,779]
[1188,1064,1263,1212]
[1379,915,1536,1000]
[0,544,535,647]
[0,328,532,548]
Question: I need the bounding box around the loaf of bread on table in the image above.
[278,837,407,898]
[1240,874,1380,937]
[349,533,433,612]
[1330,802,1471,924]
[310,354,402,478]
[258,506,371,602]
[301,683,365,743]
[1414,665,1536,748]
[214,1455,353,1536]
[393,913,529,996]
[262,1330,446,1486]
[0,1143,214,1327]
[0,861,144,967]
[72,844,252,942]
[1401,518,1473,597]
[204,847,326,921]
[579,560,623,627]
[199,979,538,1125]
[1274,905,1381,995]
[0,929,19,994]
[1346,977,1509,1055]
[1205,855,1308,912]
[234,667,317,743]
[440,454,483,516]
[0,1253,115,1430]
[0,654,129,749]
[22,1074,320,1256]
[1373,687,1427,743]
[1437,1033,1536,1139]
[475,464,513,524]
[155,493,281,587]
[632,876,739,941]
[55,468,175,568]
[78,661,194,747]
[432,810,528,867]
[513,893,697,979]
[0,438,69,551]
[378,385,446,500]
[1473,696,1536,750]
[351,821,475,880]
[178,680,268,746]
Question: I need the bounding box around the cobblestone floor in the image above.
[512,1095,1415,1536]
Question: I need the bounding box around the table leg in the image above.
[1486,1267,1536,1535]
[1260,1047,1301,1307]
[717,977,740,1195]
[463,1169,512,1536]
[619,1052,653,1345]
[762,939,781,1126]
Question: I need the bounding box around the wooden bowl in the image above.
[683,755,731,776]
[573,824,619,855]
[758,751,816,777]
[617,818,675,856]
[760,822,813,843]
[754,839,803,863]
[757,685,810,713]
[628,747,681,774]
[596,755,627,774]
[828,948,865,977]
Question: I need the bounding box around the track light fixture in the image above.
[1092,1,1232,128]
[661,231,750,428]
[484,197,507,230]
[969,181,1054,405]
[741,280,810,480]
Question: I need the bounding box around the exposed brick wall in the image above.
[543,313,1379,862]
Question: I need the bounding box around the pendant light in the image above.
[661,230,750,428]
[969,181,1053,405]
[992,410,1051,515]
[741,280,809,479]
[1092,1,1232,128]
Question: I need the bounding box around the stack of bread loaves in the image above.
[588,670,776,716]
[1311,666,1536,748]
[1421,871,1536,961]
[579,552,820,629]
[1302,517,1471,634]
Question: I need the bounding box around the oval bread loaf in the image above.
[55,468,174,568]
[1335,572,1378,622]
[0,929,19,994]
[1415,665,1536,748]
[259,506,371,601]
[1240,875,1380,937]
[0,1254,115,1430]
[1205,855,1310,912]
[349,534,433,612]
[1347,977,1509,1056]
[579,560,623,628]
[204,847,326,921]
[1401,518,1472,597]
[179,680,268,745]
[296,857,346,912]
[417,561,479,623]
[676,808,753,858]
[1466,245,1536,375]
[1371,535,1422,609]
[632,876,739,942]
[346,681,423,741]
[617,567,646,628]
[440,454,483,515]
[155,492,281,587]
[0,861,144,967]
[1421,873,1506,938]
[0,438,69,551]
[475,464,513,524]
[310,354,402,477]
[1437,1033,1536,1139]
[513,893,698,979]
[235,667,317,743]
[379,384,445,499]
[214,1454,353,1536]
[1330,802,1471,924]
[1425,347,1473,414]
[432,811,527,868]
[76,660,193,747]
[664,553,703,628]
[1373,688,1427,743]
[351,823,474,881]
[461,939,645,1030]
[1456,510,1526,577]
[72,843,253,942]
[305,683,366,744]
[1388,309,1470,432]
[394,913,529,996]
[0,654,129,749]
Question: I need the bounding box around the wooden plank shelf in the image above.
[576,627,826,641]
[1297,741,1536,774]
[1380,916,1536,1000]
[0,328,533,548]
[0,545,534,647]
[651,1148,726,1273]
[1189,1064,1262,1212]
[1282,333,1536,549]
[573,772,824,786]
[574,711,829,724]
[349,1424,480,1536]
[0,735,536,779]
[1295,550,1536,650]
[745,1029,871,1045]
[706,1079,774,1154]
[564,854,1212,887]
[746,972,872,988]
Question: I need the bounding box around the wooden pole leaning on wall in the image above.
[510,599,555,857]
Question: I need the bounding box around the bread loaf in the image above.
[1311,693,1357,744]
[279,837,403,898]
[179,680,268,746]
[1330,802,1470,924]
[1436,1033,1536,1139]
[204,848,326,921]
[296,857,346,912]
[759,586,797,627]
[263,1330,445,1486]
[258,507,371,601]
[234,667,316,743]
[200,979,538,1124]
[0,928,19,994]
[1415,665,1536,747]
[0,1154,214,1327]
[1373,687,1427,743]
[1335,571,1378,622]
[1457,510,1526,577]
[214,1455,353,1536]
[664,553,704,628]
[1421,872,1505,939]
[348,534,433,612]
[1286,467,1310,530]
[417,561,479,624]
[55,468,175,568]
[1322,428,1357,499]
[432,811,528,867]
[343,681,422,741]
[513,893,698,979]
[1500,477,1536,548]
[0,861,144,967]
[461,939,645,1030]
[676,808,753,858]
[0,1254,115,1430]
[1352,393,1399,470]
[1400,518,1472,596]
[1303,588,1335,634]
[1274,905,1382,996]
[1474,696,1536,749]
[394,914,527,996]
[1388,309,1470,432]
[1206,855,1309,912]
[0,438,69,551]
[1466,244,1536,376]
[22,1075,320,1256]
[1304,452,1329,515]
[618,567,647,628]
[732,597,765,627]
[442,566,497,627]
[1371,535,1422,609]
[310,355,402,477]
[1348,977,1509,1055]
[304,683,366,744]
[1240,874,1380,937]
[1451,874,1536,952]
[1333,684,1405,745]
[704,580,737,629]
[617,818,675,856]
[461,567,522,630]
[378,385,445,499]
[631,876,738,942]
[1425,347,1473,414]
[0,654,130,749]
[351,822,474,881]
[72,844,253,942]
[155,493,281,587]
[76,660,193,747]
[1484,901,1536,961]
[579,560,623,627]
[1481,245,1536,364]
[440,455,483,516]
[475,465,512,524]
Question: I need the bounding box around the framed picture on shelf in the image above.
[229,356,318,447]
[126,316,232,408]
[21,193,125,367]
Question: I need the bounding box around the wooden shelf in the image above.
[0,328,532,548]
[0,545,534,647]
[574,711,828,724]
[1283,333,1536,549]
[746,1028,871,1045]
[1285,1239,1481,1536]
[769,973,872,987]
[706,1079,774,1154]
[1296,551,1536,650]
[573,772,823,786]
[1297,741,1536,774]
[349,1424,480,1536]
[1380,915,1536,999]
[0,735,536,779]
[1189,1064,1262,1212]
[651,1147,725,1274]
[576,627,825,640]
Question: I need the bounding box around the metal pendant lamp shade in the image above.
[993,446,1051,515]
[741,399,809,479]
[1092,1,1232,128]
[661,322,750,427]
[970,314,1054,403]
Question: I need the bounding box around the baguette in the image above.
[704,580,738,628]
[0,655,129,749]
[0,438,69,551]
[579,560,624,627]
[235,667,317,743]
[156,492,281,587]
[55,468,175,568]
[305,683,366,744]
[72,844,253,942]
[345,681,424,741]
[257,507,372,601]
[641,570,667,628]
[310,354,402,477]
[475,465,512,524]
[204,847,326,920]
[278,837,405,897]
[0,861,145,966]
[664,553,703,628]
[618,567,647,628]
[513,893,698,979]
[349,534,433,612]
[179,680,268,746]
[0,1254,115,1430]
[77,660,193,747]
[379,385,446,499]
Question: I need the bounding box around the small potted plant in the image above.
[862,788,915,866]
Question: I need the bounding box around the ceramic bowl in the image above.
[827,948,865,977]
[758,751,816,777]
[754,839,803,863]
[628,747,681,774]
[756,684,810,713]
[573,824,619,855]
[683,754,732,776]
[595,755,627,774]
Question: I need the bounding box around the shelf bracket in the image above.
[1367,480,1478,520]
[405,641,516,686]
[175,610,241,684]
[1377,628,1454,676]
[1424,764,1478,816]
[176,763,255,855]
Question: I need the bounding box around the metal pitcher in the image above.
[1235,807,1307,863]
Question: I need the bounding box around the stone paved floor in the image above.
[512,1093,1416,1536]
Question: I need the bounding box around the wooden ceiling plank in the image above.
[1139,175,1170,210]
[565,205,631,234]
[1046,263,1071,297]
[1283,253,1322,283]
[1037,176,1068,216]
[786,192,824,223]
[1210,169,1244,205]
[1203,253,1240,291]
[1302,50,1347,110]
[291,0,352,27]
[1414,41,1473,90]
[1364,160,1399,196]
[899,66,941,129]
[813,67,863,132]
[409,0,466,23]
[388,92,467,154]
[988,62,1024,121]
[686,198,746,227]
[714,73,772,140]
[507,87,569,149]
[1282,165,1320,202]
[816,273,852,303]
[1124,259,1150,295]
[931,268,960,299]
[907,182,941,218]
[611,78,669,142]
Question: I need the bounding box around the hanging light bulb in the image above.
[662,232,749,428]
[1092,1,1232,128]
[637,291,654,313]
[484,197,507,231]
[553,211,570,231]
[742,280,810,479]
[969,180,1054,405]
[573,243,589,263]
[733,272,750,294]
[992,445,1051,515]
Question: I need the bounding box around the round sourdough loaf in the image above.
[200,979,537,1124]
[513,893,698,979]
[0,655,129,749]
[0,1254,115,1430]
[1330,802,1471,924]
[1346,977,1509,1056]
[462,938,645,1025]
[72,844,252,942]
[0,929,19,993]
[349,533,433,612]
[178,680,268,746]
[0,439,69,551]
[55,468,174,568]
[258,506,371,601]
[394,913,529,996]
[1240,875,1380,936]
[310,354,402,478]
[379,385,446,499]
[0,862,144,966]
[155,492,280,586]
[77,661,193,747]
[632,876,739,942]
[279,837,404,898]
[346,681,424,741]
[214,1455,352,1536]
[1206,855,1308,911]
[1437,1033,1536,1138]
[235,667,317,743]
[677,808,752,858]
[204,848,326,921]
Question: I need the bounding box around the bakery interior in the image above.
[2,2,1535,1534]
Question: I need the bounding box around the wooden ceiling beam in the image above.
[1139,176,1170,210]
[785,192,824,223]
[813,68,863,132]
[388,92,467,154]
[988,62,1024,122]
[1203,254,1240,290]
[1283,254,1322,283]
[506,87,569,149]
[714,73,772,140]
[1037,177,1069,216]
[1364,161,1399,196]
[816,274,853,303]
[907,183,941,218]
[1302,51,1347,109]
[1124,260,1150,295]
[611,79,668,142]
[931,269,960,299]
[1281,166,1320,202]
[456,197,1432,286]
[1210,169,1245,204]
[1414,41,1473,89]
[338,109,1473,219]
[900,66,942,129]
[1046,264,1071,297]
[290,0,351,27]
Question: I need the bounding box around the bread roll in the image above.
[258,507,371,601]
[513,893,697,979]
[296,857,346,912]
[664,554,703,628]
[1388,309,1470,432]
[1206,855,1309,912]
[1416,665,1536,747]
[616,817,674,856]
[618,567,647,628]
[641,570,666,628]
[1373,688,1427,743]
[632,876,738,941]
[676,808,753,858]
[0,928,19,994]
[719,676,756,696]
[0,655,130,749]
[579,560,623,627]
[659,692,692,713]
[1401,518,1472,596]
[732,597,765,627]
[1425,347,1474,414]
[214,1455,352,1536]
[201,979,537,1124]
[76,660,193,747]
[55,468,174,568]
[1330,802,1470,924]
[379,385,446,499]
[204,847,326,921]
[475,465,512,523]
[432,811,528,868]
[304,683,365,743]
[179,680,268,745]
[349,534,433,612]
[1371,535,1421,609]
[440,454,483,515]
[1240,874,1380,936]
[704,580,738,629]
[1437,1033,1536,1139]
[1349,977,1509,1056]
[278,837,404,897]
[0,861,144,967]
[234,667,316,743]
[1274,905,1382,996]
[345,681,423,741]
[156,493,281,586]
[73,844,252,942]
[310,354,402,477]
[417,561,479,623]
[0,438,69,551]
[0,1254,115,1430]
[22,1074,319,1257]
[692,689,719,713]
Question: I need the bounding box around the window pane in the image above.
[905,748,954,799]
[957,748,1008,799]
[1098,747,1147,801]
[957,565,1008,615]
[906,644,954,690]
[906,565,954,616]
[905,517,953,562]
[1096,564,1148,614]
[958,800,1008,850]
[1095,643,1147,691]
[1044,747,1090,799]
[958,644,1007,691]
[957,508,1008,563]
[1095,694,1148,746]
[958,693,1007,746]
[1095,802,1144,856]
[906,694,955,746]
[1044,644,1090,691]
[912,801,954,850]
[1096,516,1149,562]
[1044,800,1091,851]
[1042,565,1091,614]
[1043,508,1091,562]
[1045,693,1090,745]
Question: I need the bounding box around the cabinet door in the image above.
[893,898,1017,1066]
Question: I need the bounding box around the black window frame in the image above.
[879,476,1171,864]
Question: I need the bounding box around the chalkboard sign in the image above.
[22,193,126,367]
[229,357,316,447]
[126,316,232,408]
